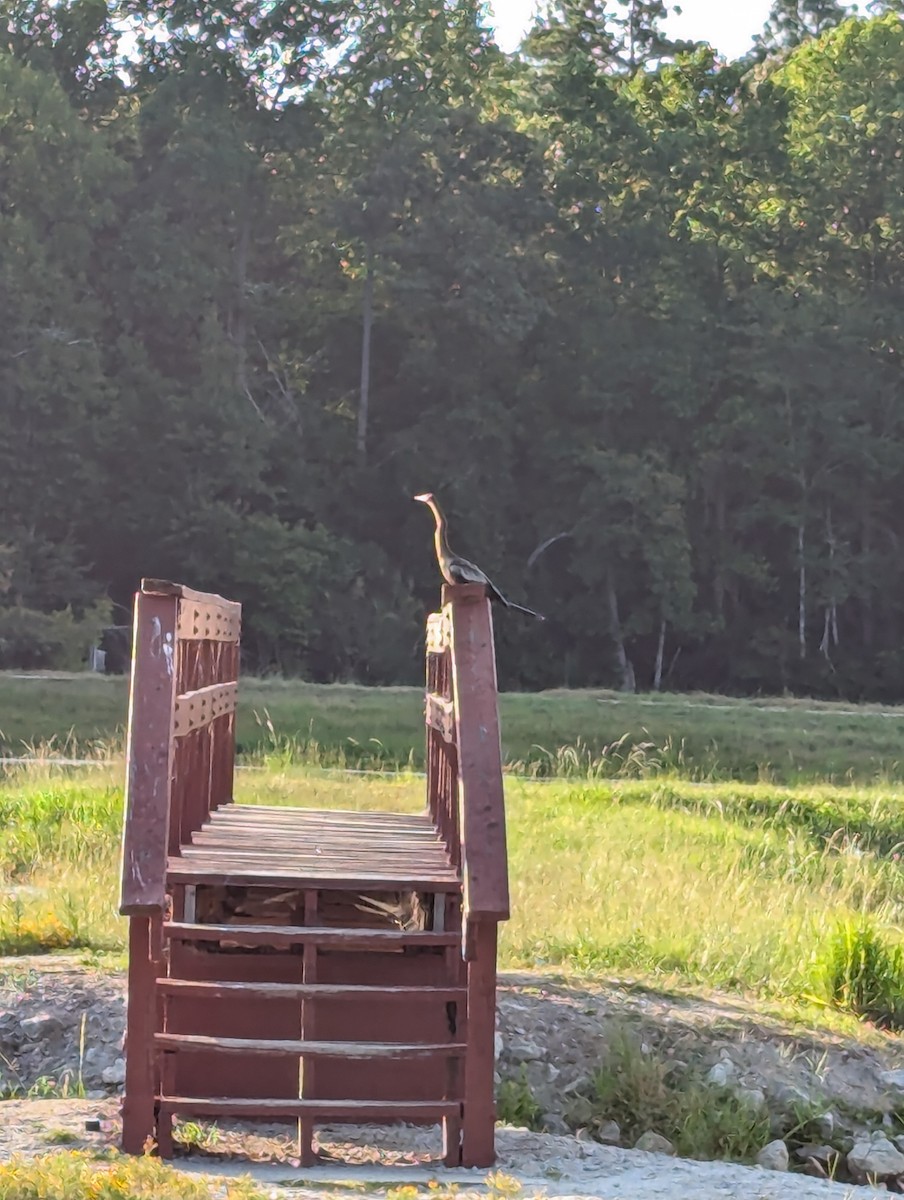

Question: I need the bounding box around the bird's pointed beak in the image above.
[413,493,432,504]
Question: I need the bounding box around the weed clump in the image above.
[818,916,904,1028]
[572,1027,769,1161]
[497,1071,546,1131]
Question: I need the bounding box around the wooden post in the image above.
[446,585,509,923]
[119,590,178,916]
[461,919,498,1167]
[122,916,157,1153]
[444,584,509,1168]
[120,588,178,1155]
[299,888,319,1166]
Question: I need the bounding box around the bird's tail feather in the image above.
[504,598,546,621]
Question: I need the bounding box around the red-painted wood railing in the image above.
[425,583,510,923]
[119,580,241,916]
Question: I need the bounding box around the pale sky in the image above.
[489,0,777,57]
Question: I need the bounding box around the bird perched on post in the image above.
[414,492,545,621]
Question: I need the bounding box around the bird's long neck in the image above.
[427,500,454,574]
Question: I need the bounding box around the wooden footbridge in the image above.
[119,580,509,1166]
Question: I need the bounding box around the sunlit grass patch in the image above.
[500,778,904,1005]
[0,1150,264,1199]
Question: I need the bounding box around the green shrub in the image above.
[818,916,904,1028]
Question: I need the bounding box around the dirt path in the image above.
[0,1099,887,1199]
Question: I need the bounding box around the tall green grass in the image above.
[5,671,904,783]
[4,761,904,1025]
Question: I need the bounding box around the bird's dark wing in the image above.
[448,555,544,619]
[447,556,491,586]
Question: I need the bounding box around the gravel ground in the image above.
[0,1100,887,1200]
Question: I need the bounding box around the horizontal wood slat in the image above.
[167,804,463,892]
[157,979,467,1001]
[173,682,238,737]
[155,1033,466,1059]
[425,693,455,743]
[157,1097,461,1119]
[177,599,241,643]
[163,921,458,948]
[167,862,463,891]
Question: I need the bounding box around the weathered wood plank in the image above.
[167,862,463,891]
[173,682,238,737]
[215,806,434,824]
[141,579,242,616]
[155,1033,466,1059]
[120,591,178,915]
[163,921,458,948]
[157,979,467,1000]
[180,845,453,864]
[157,1097,461,1119]
[177,599,241,643]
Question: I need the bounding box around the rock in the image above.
[101,1057,126,1086]
[816,1110,837,1140]
[20,1011,66,1039]
[881,1070,904,1097]
[0,1011,24,1050]
[768,1081,813,1113]
[736,1087,767,1110]
[794,1144,838,1167]
[848,1134,904,1179]
[756,1140,789,1172]
[83,1047,108,1069]
[596,1119,621,1146]
[562,1075,592,1096]
[541,1112,570,1136]
[564,1095,595,1127]
[802,1157,829,1180]
[706,1061,736,1087]
[509,1040,545,1064]
[634,1131,675,1156]
[494,1032,503,1059]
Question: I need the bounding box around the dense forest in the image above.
[1,0,903,697]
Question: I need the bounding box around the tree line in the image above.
[1,0,903,698]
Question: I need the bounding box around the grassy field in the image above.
[5,669,904,1032]
[3,671,904,783]
[4,758,904,1026]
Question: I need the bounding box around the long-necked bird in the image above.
[414,492,545,621]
